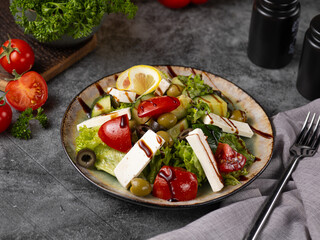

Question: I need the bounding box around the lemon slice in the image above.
[116,69,131,90]
[128,65,161,95]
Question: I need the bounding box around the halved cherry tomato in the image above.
[0,97,12,133]
[153,166,198,201]
[98,114,132,153]
[0,38,34,75]
[137,96,180,118]
[214,143,247,173]
[5,71,48,111]
[158,0,191,9]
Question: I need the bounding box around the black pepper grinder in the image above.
[247,0,300,69]
[296,15,320,100]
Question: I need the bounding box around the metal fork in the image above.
[245,112,320,240]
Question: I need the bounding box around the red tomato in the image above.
[98,114,132,153]
[0,99,12,133]
[0,38,35,75]
[153,166,198,201]
[5,71,48,111]
[158,0,191,9]
[191,0,208,4]
[214,143,247,173]
[137,96,180,118]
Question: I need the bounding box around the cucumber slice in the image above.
[171,77,185,87]
[170,95,192,120]
[194,94,228,117]
[91,95,112,117]
[167,118,189,139]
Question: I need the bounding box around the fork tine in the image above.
[296,112,311,144]
[310,115,320,148]
[301,113,316,145]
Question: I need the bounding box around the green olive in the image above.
[157,131,174,147]
[157,113,178,129]
[230,110,247,122]
[76,148,96,168]
[130,178,152,197]
[166,84,184,97]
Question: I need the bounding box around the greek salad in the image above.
[75,65,256,202]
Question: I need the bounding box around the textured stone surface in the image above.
[1,0,319,239]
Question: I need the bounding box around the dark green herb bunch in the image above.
[11,107,48,140]
[10,0,137,42]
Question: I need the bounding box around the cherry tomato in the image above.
[5,71,48,111]
[0,38,34,75]
[98,114,132,153]
[214,143,247,173]
[191,0,208,4]
[158,0,191,9]
[137,96,180,118]
[0,98,12,133]
[153,166,198,201]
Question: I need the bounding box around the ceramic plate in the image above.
[61,65,274,209]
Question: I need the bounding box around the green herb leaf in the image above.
[10,0,137,43]
[178,74,214,99]
[11,107,48,140]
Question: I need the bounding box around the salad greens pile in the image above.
[76,73,255,188]
[10,0,137,42]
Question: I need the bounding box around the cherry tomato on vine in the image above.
[0,95,12,133]
[5,71,48,111]
[0,38,34,75]
[158,0,191,9]
[214,143,247,173]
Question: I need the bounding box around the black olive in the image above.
[76,148,96,168]
[147,119,164,132]
[178,128,194,141]
[136,124,152,138]
[110,95,120,109]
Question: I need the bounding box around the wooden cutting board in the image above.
[0,0,98,92]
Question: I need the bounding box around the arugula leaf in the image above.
[10,0,137,42]
[191,124,222,154]
[11,107,48,140]
[178,74,214,99]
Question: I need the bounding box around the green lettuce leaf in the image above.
[173,140,206,185]
[94,145,126,176]
[187,101,211,124]
[76,126,125,176]
[76,126,103,152]
[178,74,214,99]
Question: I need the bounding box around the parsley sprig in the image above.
[10,0,137,43]
[11,107,48,140]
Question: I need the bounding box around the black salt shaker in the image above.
[296,15,320,100]
[247,0,300,69]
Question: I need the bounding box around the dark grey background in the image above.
[1,0,318,239]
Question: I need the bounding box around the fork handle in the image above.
[244,155,302,240]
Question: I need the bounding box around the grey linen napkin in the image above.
[150,99,320,240]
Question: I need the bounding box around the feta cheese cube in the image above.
[202,113,254,138]
[186,128,224,192]
[114,130,165,188]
